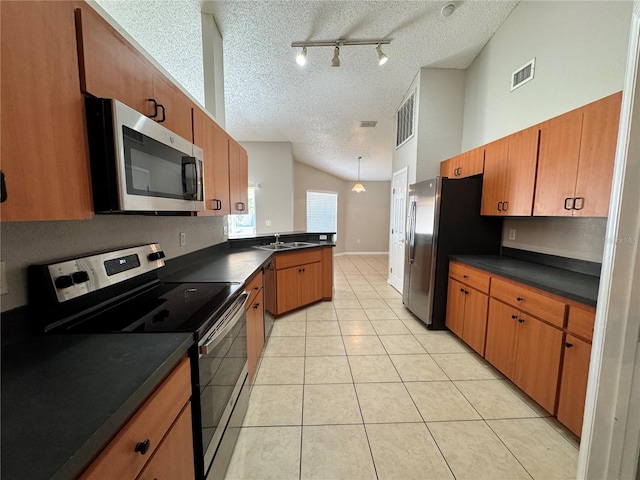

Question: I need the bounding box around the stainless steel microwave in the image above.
[85,97,204,213]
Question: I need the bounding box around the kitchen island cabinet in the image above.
[534,92,621,217]
[1,0,93,222]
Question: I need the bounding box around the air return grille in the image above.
[396,91,415,147]
[511,58,535,91]
[360,121,378,128]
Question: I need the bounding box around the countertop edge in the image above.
[51,334,194,480]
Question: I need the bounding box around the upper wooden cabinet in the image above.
[1,1,93,222]
[481,127,539,216]
[75,6,193,141]
[534,92,622,217]
[229,139,249,215]
[442,147,484,179]
[192,109,231,215]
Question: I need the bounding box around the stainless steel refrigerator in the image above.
[402,176,503,329]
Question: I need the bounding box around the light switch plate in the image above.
[509,229,516,241]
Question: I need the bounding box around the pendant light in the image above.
[351,156,366,193]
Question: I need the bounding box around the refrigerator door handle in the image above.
[408,200,417,263]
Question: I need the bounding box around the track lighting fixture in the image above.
[441,2,456,18]
[296,46,307,66]
[376,44,388,66]
[291,39,391,67]
[331,45,340,67]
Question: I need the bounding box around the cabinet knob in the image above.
[565,342,574,348]
[463,275,468,279]
[460,288,465,293]
[518,318,525,323]
[516,297,523,302]
[511,314,518,319]
[135,439,151,455]
[253,303,260,309]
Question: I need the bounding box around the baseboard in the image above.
[334,251,389,257]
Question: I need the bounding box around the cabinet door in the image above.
[445,279,465,339]
[1,1,93,222]
[152,74,193,141]
[481,139,508,215]
[246,289,264,382]
[556,335,592,436]
[300,262,323,306]
[513,313,563,414]
[276,266,301,314]
[229,140,248,215]
[534,110,583,216]
[484,299,519,379]
[137,403,195,480]
[440,159,452,178]
[574,92,622,217]
[264,261,276,315]
[76,7,154,115]
[193,109,230,215]
[460,147,484,178]
[504,127,539,216]
[462,288,489,356]
[321,247,334,300]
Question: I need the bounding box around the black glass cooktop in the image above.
[58,282,242,338]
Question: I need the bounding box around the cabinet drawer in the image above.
[80,357,191,480]
[567,305,595,341]
[490,277,566,328]
[246,271,264,308]
[449,262,490,294]
[274,249,322,270]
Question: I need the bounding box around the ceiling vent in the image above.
[360,121,378,128]
[511,58,535,91]
[396,91,415,148]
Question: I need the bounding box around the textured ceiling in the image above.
[202,0,519,181]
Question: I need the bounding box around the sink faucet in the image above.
[273,233,283,245]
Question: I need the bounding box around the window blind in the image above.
[307,191,337,233]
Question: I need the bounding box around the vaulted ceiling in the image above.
[203,1,519,181]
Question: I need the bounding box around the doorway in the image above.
[388,167,408,292]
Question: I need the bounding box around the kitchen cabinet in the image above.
[441,147,484,179]
[80,357,193,480]
[229,139,249,215]
[485,297,563,413]
[534,92,622,217]
[557,305,595,437]
[481,126,539,216]
[246,271,265,382]
[192,108,231,215]
[1,0,93,222]
[75,6,193,141]
[266,247,333,316]
[446,262,491,355]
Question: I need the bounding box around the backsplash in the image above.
[0,215,226,312]
[502,217,607,263]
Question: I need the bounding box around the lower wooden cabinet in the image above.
[246,271,265,382]
[445,278,489,356]
[80,357,193,480]
[556,335,592,436]
[266,247,333,316]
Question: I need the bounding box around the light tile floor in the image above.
[225,255,579,480]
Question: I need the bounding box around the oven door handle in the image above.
[199,291,249,355]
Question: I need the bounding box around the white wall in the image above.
[201,13,226,126]
[242,142,294,235]
[462,0,633,262]
[94,0,206,106]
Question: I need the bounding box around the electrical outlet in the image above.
[0,261,7,295]
[319,235,327,240]
[223,225,228,236]
[265,220,272,227]
[509,229,516,241]
[180,232,186,247]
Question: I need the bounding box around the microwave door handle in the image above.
[182,157,198,200]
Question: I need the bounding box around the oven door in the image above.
[197,291,249,477]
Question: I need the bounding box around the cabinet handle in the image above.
[564,197,575,210]
[511,314,518,319]
[236,202,246,211]
[574,197,584,210]
[254,286,259,291]
[1,171,6,203]
[212,199,222,211]
[516,297,523,302]
[497,202,503,212]
[463,275,468,279]
[565,342,574,348]
[503,201,508,212]
[148,98,159,119]
[157,103,166,123]
[518,318,525,323]
[464,290,469,295]
[135,439,151,455]
[460,288,465,293]
[253,303,260,309]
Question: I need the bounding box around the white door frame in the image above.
[388,167,408,292]
[580,2,640,478]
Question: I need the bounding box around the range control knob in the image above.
[72,271,90,284]
[54,275,74,289]
[148,251,166,262]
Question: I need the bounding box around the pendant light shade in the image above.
[351,156,366,193]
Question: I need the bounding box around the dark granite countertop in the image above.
[450,254,600,306]
[1,333,194,480]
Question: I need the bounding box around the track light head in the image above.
[331,45,340,67]
[376,44,388,66]
[441,2,456,18]
[296,46,307,66]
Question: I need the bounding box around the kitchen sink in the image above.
[281,241,317,248]
[252,241,318,251]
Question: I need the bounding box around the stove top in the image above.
[57,282,243,337]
